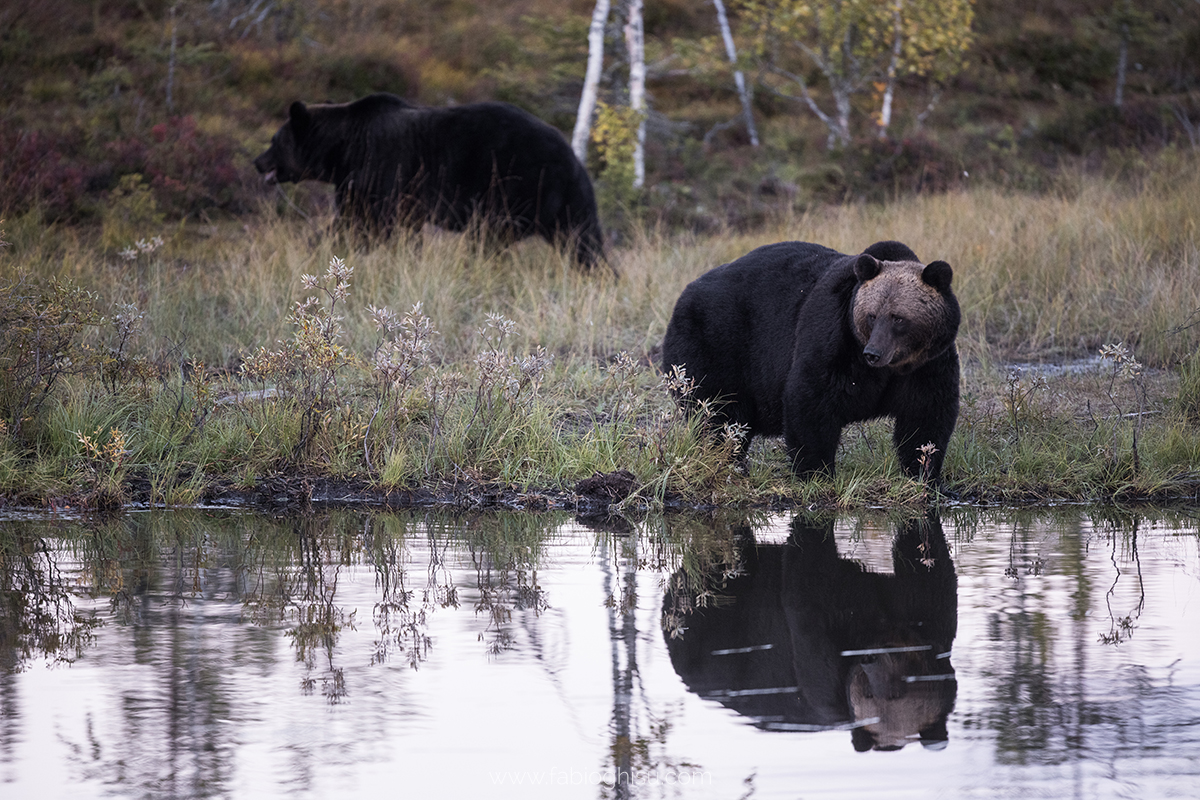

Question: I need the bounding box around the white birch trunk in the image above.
[713,0,759,146]
[572,0,611,163]
[878,1,903,139]
[833,80,852,148]
[624,0,646,189]
[166,2,178,111]
[1114,23,1129,108]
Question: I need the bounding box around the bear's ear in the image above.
[922,260,953,292]
[853,253,880,282]
[288,101,313,139]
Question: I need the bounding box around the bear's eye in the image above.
[866,314,876,327]
[891,316,908,334]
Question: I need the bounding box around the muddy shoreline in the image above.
[10,467,1196,520]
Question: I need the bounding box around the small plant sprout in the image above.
[482,311,516,342]
[1099,341,1148,473]
[1100,341,1143,381]
[661,363,696,400]
[75,426,132,509]
[917,442,940,483]
[721,421,750,449]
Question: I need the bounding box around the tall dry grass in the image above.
[4,154,1198,372]
[2,154,1200,509]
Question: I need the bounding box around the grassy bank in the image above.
[2,154,1199,511]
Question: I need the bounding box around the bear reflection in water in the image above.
[663,514,957,752]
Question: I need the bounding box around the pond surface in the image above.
[1,507,1199,799]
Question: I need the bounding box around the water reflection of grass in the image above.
[3,507,1195,796]
[3,497,1197,678]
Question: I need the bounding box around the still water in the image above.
[1,507,1198,799]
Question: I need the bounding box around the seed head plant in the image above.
[365,301,438,470]
[117,235,164,262]
[1098,341,1147,473]
[465,312,553,439]
[241,255,359,460]
[98,301,155,396]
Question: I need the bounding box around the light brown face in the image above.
[852,260,948,372]
[847,653,953,750]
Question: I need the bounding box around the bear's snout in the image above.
[252,150,277,183]
[862,326,899,368]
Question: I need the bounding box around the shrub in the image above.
[817,135,963,203]
[0,124,87,220]
[0,278,102,440]
[107,116,248,216]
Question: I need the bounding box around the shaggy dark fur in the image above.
[661,240,960,480]
[254,93,607,271]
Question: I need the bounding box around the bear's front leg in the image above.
[890,372,959,482]
[782,359,846,479]
[783,412,842,479]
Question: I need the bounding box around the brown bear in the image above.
[253,93,608,271]
[661,240,960,481]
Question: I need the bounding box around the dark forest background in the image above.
[2,0,1198,233]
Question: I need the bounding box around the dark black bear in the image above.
[253,93,607,271]
[663,513,958,751]
[661,240,959,480]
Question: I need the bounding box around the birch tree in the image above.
[876,1,903,138]
[740,0,974,147]
[624,0,647,188]
[1106,0,1153,109]
[875,0,975,139]
[714,0,760,146]
[573,0,611,162]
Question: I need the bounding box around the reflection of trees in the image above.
[603,524,638,800]
[0,521,102,672]
[596,512,754,798]
[366,513,447,670]
[0,518,106,771]
[9,508,563,797]
[1098,516,1145,646]
[448,513,551,655]
[982,510,1189,772]
[63,511,264,798]
[286,515,353,703]
[987,513,1065,761]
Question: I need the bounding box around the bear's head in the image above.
[851,250,960,374]
[253,101,322,185]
